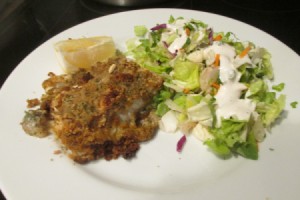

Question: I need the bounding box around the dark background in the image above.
[0,0,299,199]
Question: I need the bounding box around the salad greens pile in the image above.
[126,16,286,159]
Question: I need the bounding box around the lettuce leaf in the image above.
[205,118,259,159]
[134,25,148,37]
[173,60,200,90]
[205,139,231,157]
[236,131,258,160]
[256,94,286,127]
[272,83,285,92]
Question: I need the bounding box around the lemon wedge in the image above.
[54,36,116,73]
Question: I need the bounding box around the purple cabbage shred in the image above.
[151,23,167,31]
[177,135,186,152]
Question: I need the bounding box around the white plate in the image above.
[0,8,300,200]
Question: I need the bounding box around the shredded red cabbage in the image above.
[151,23,167,31]
[162,41,169,48]
[207,28,213,44]
[177,135,186,152]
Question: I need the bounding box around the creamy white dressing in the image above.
[196,30,205,42]
[204,42,236,60]
[219,55,237,83]
[215,82,247,107]
[215,99,256,126]
[206,42,256,126]
[168,33,187,54]
[165,20,189,54]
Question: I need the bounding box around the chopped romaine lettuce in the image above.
[256,94,286,126]
[290,101,298,108]
[272,83,285,92]
[134,25,148,37]
[173,60,200,90]
[236,131,258,160]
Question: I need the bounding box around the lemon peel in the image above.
[54,36,116,73]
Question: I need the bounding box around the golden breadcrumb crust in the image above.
[22,56,163,163]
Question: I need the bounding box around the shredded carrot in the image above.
[213,34,222,41]
[185,28,191,36]
[214,54,220,67]
[183,88,190,94]
[239,45,251,58]
[211,82,220,89]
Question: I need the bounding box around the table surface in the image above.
[0,0,299,199]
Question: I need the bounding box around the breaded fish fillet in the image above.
[22,56,163,163]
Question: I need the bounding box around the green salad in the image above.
[126,16,286,159]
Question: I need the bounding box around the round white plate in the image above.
[0,8,299,200]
